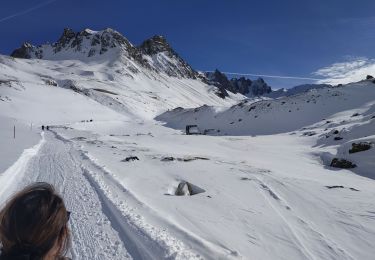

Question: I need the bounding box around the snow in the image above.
[0,115,40,174]
[157,81,375,135]
[1,49,375,259]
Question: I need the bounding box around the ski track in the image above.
[7,131,364,260]
[246,170,355,260]
[20,132,132,259]
[16,131,201,260]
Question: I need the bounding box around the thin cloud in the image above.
[206,71,321,81]
[313,57,375,85]
[0,0,58,23]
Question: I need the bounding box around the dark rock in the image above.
[349,188,360,191]
[175,181,193,196]
[330,158,356,169]
[326,185,344,189]
[303,131,316,136]
[349,142,372,154]
[366,75,374,80]
[332,130,339,134]
[161,156,175,162]
[351,113,360,117]
[248,105,256,112]
[122,156,139,162]
[178,156,209,162]
[334,137,343,141]
[174,181,205,196]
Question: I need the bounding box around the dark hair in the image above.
[0,183,70,260]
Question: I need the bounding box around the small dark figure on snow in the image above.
[46,126,50,130]
[42,125,45,131]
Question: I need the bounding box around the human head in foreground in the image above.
[0,182,70,260]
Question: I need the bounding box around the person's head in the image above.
[0,182,70,260]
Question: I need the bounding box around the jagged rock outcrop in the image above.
[138,35,198,78]
[349,142,372,154]
[11,42,42,59]
[330,158,357,169]
[205,69,271,97]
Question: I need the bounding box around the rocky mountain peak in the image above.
[139,35,171,55]
[205,69,272,97]
[138,35,198,79]
[10,28,200,79]
[11,42,34,59]
[11,28,134,60]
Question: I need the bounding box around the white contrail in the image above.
[206,71,321,81]
[0,0,58,23]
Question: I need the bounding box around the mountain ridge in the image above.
[10,27,200,79]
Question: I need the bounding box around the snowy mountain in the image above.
[11,28,199,79]
[2,28,375,260]
[3,28,246,120]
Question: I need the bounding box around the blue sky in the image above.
[1,0,374,88]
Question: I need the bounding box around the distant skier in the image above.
[46,126,50,130]
[42,125,45,131]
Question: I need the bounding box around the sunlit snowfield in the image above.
[1,30,375,259]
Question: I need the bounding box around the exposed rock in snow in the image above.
[175,181,193,196]
[174,181,205,196]
[139,35,198,78]
[121,156,139,162]
[330,158,357,169]
[349,142,372,154]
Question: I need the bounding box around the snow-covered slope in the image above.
[0,55,240,120]
[157,81,375,135]
[267,83,332,98]
[157,80,375,181]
